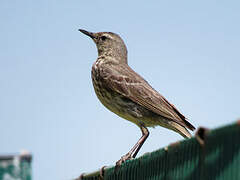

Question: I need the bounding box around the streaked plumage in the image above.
[79,29,195,167]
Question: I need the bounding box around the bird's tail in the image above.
[169,121,192,138]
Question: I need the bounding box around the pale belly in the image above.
[93,82,166,128]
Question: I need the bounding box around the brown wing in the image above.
[101,63,195,131]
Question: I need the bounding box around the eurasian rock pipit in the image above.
[79,29,195,167]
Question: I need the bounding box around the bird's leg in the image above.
[132,126,149,158]
[115,125,149,168]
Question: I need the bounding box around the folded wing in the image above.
[100,64,195,131]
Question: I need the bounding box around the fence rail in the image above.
[78,121,240,180]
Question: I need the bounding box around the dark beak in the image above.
[78,29,96,39]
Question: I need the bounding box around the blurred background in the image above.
[0,1,240,180]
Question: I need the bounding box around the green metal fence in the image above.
[78,121,240,180]
[0,154,32,180]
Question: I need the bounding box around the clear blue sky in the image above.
[1,1,240,180]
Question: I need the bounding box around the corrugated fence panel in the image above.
[79,122,240,180]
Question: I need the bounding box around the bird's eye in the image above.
[100,36,107,41]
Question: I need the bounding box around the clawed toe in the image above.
[115,154,133,171]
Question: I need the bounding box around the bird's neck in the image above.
[97,50,128,64]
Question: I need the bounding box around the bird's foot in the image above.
[115,153,133,172]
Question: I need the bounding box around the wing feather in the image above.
[101,64,195,131]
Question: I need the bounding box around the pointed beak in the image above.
[78,29,96,39]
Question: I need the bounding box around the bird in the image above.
[78,29,195,167]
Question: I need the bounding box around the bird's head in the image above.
[79,29,128,63]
